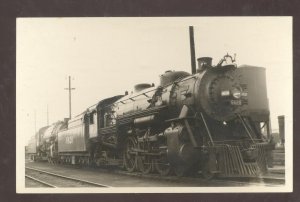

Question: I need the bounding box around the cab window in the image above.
[89,113,94,124]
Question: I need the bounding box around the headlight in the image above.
[221,90,230,96]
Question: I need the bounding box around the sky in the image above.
[16,17,292,144]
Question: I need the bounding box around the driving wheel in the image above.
[123,136,138,172]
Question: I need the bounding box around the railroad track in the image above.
[91,164,285,187]
[211,177,285,187]
[114,170,285,187]
[25,175,57,187]
[26,163,285,187]
[215,175,285,185]
[25,167,110,188]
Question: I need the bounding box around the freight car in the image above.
[32,53,273,179]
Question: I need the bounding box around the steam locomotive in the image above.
[27,53,273,178]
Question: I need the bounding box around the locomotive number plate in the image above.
[230,100,242,105]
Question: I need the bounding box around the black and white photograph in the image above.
[16,17,292,193]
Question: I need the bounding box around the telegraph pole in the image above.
[64,76,75,119]
[34,110,38,145]
[34,110,36,134]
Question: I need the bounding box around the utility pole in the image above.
[34,110,38,146]
[64,76,75,119]
[34,110,36,134]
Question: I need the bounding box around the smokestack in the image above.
[278,115,285,145]
[189,26,196,74]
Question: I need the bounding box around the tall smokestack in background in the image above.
[278,115,285,145]
[189,26,196,74]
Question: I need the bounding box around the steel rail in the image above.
[26,167,110,188]
[25,174,57,188]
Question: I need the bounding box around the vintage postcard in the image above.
[16,17,292,193]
